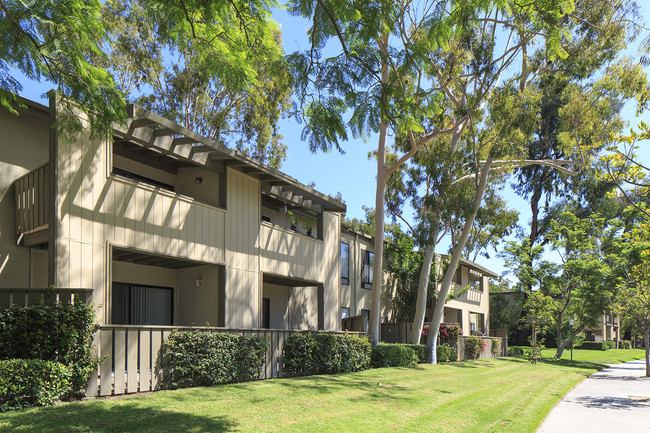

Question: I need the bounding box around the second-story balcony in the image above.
[14,163,49,246]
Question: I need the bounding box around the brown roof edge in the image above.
[341,224,374,241]
[125,103,346,213]
[459,258,498,278]
[10,95,50,121]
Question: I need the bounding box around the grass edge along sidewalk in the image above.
[2,351,643,433]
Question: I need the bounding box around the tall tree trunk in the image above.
[555,311,564,358]
[409,243,436,344]
[425,155,494,363]
[645,322,650,377]
[368,34,390,346]
[409,121,464,347]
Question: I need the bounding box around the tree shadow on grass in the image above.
[499,355,605,374]
[267,372,411,401]
[0,401,236,433]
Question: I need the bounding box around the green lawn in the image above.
[535,347,646,364]
[2,352,642,433]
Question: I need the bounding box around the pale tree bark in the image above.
[409,121,466,344]
[368,34,390,345]
[645,321,650,377]
[425,155,494,363]
[409,244,437,344]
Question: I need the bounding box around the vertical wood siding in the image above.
[54,115,226,323]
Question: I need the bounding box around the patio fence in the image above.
[0,287,92,308]
[85,325,363,397]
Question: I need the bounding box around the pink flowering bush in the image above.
[465,336,487,360]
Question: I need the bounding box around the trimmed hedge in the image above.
[0,301,97,396]
[283,333,371,375]
[581,341,608,351]
[162,331,267,389]
[620,340,632,349]
[437,345,457,362]
[371,344,417,368]
[605,340,617,349]
[0,359,71,411]
[404,344,426,363]
[371,344,457,364]
[508,346,527,356]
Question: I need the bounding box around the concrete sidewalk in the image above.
[537,359,650,433]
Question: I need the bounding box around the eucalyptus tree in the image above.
[100,0,292,168]
[0,0,285,154]
[514,0,644,270]
[288,0,580,346]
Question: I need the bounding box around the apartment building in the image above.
[1,96,346,331]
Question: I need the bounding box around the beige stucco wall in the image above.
[0,107,49,288]
[176,265,221,326]
[288,286,318,329]
[263,283,289,329]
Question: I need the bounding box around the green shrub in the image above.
[0,301,97,396]
[581,341,608,351]
[620,340,632,349]
[464,336,486,360]
[508,346,527,356]
[283,333,371,375]
[605,340,617,349]
[437,345,457,362]
[491,339,501,356]
[162,331,267,389]
[371,344,418,368]
[403,344,426,363]
[0,359,71,411]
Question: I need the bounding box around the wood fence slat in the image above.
[100,329,113,396]
[85,331,99,398]
[139,330,151,392]
[265,331,273,379]
[114,329,126,395]
[151,330,162,390]
[127,329,138,393]
[278,331,286,378]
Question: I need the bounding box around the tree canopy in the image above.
[1,0,290,167]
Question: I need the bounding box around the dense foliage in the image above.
[370,344,418,368]
[0,301,97,395]
[161,331,266,389]
[283,333,371,375]
[101,0,292,168]
[436,345,458,363]
[0,359,71,411]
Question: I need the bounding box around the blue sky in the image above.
[12,4,650,281]
[272,6,650,280]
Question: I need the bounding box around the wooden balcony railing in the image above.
[14,163,49,245]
